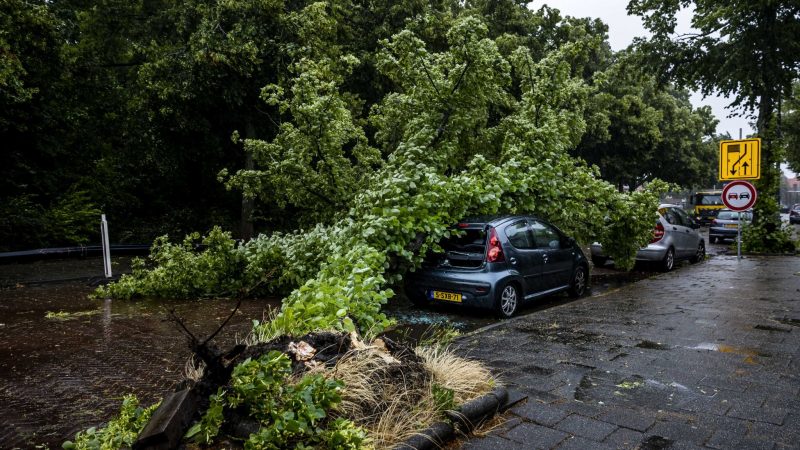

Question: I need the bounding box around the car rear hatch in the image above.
[423,222,488,270]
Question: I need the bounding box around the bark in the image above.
[240,119,256,240]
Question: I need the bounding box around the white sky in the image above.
[532,0,796,178]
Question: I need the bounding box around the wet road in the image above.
[0,254,652,448]
[0,227,788,447]
[456,254,800,449]
[0,258,279,448]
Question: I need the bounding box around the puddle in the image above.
[775,317,800,327]
[640,435,674,450]
[0,277,279,448]
[636,340,670,350]
[644,379,691,392]
[688,342,771,364]
[754,324,791,333]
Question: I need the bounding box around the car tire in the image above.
[495,283,520,319]
[591,256,607,267]
[409,293,430,307]
[568,264,588,298]
[660,247,675,272]
[689,241,705,264]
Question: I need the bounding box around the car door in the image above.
[672,207,701,256]
[501,220,545,296]
[666,207,693,257]
[530,219,573,290]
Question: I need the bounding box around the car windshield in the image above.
[717,211,752,220]
[698,194,723,205]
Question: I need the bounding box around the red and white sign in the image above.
[722,180,757,211]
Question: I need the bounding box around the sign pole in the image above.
[737,211,741,261]
[101,214,112,278]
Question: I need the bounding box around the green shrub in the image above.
[62,395,159,450]
[187,351,371,449]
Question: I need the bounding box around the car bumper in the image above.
[590,242,668,262]
[709,226,739,238]
[405,269,508,310]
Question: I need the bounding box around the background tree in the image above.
[575,53,718,191]
[784,81,800,174]
[628,0,800,251]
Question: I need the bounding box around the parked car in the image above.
[405,215,589,318]
[791,204,800,225]
[590,204,705,272]
[709,209,752,243]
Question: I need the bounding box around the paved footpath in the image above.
[456,255,800,449]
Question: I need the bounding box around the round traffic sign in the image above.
[722,181,757,211]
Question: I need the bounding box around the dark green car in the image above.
[405,215,589,318]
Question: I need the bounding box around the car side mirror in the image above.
[691,219,700,229]
[562,237,576,248]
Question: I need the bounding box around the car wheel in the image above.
[495,283,519,318]
[568,264,588,297]
[591,256,607,267]
[409,293,430,307]
[689,241,705,264]
[661,247,675,272]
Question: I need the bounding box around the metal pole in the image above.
[737,211,741,261]
[101,214,112,278]
[739,128,742,139]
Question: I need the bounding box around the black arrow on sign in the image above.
[729,144,748,176]
[742,161,749,175]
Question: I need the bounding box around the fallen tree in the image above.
[98,15,665,338]
[84,13,667,449]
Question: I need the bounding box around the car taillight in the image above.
[651,222,665,243]
[486,227,505,262]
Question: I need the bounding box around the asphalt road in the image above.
[455,254,800,449]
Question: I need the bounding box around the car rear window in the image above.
[717,211,736,220]
[424,229,486,268]
[718,211,752,220]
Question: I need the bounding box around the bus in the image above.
[688,189,725,225]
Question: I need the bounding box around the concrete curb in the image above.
[397,387,522,450]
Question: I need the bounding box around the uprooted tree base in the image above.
[134,329,434,449]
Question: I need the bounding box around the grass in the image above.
[183,355,205,382]
[415,345,496,405]
[317,339,497,448]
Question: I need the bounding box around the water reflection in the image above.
[0,275,280,448]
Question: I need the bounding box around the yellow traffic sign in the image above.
[719,138,760,180]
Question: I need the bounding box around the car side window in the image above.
[672,208,691,227]
[504,221,534,249]
[663,208,680,226]
[530,220,561,249]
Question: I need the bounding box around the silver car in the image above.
[590,204,705,271]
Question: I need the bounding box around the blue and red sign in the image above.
[722,180,757,211]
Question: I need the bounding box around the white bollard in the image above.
[101,214,112,278]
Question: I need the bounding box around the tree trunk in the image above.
[751,2,782,240]
[240,120,255,241]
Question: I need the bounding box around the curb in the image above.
[397,387,523,450]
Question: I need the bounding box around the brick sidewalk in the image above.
[456,255,800,449]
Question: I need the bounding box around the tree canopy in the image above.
[97,4,670,340]
[628,0,800,250]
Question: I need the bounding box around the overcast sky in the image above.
[532,0,796,178]
[531,0,753,135]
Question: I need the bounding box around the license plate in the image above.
[724,224,738,228]
[431,290,462,303]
